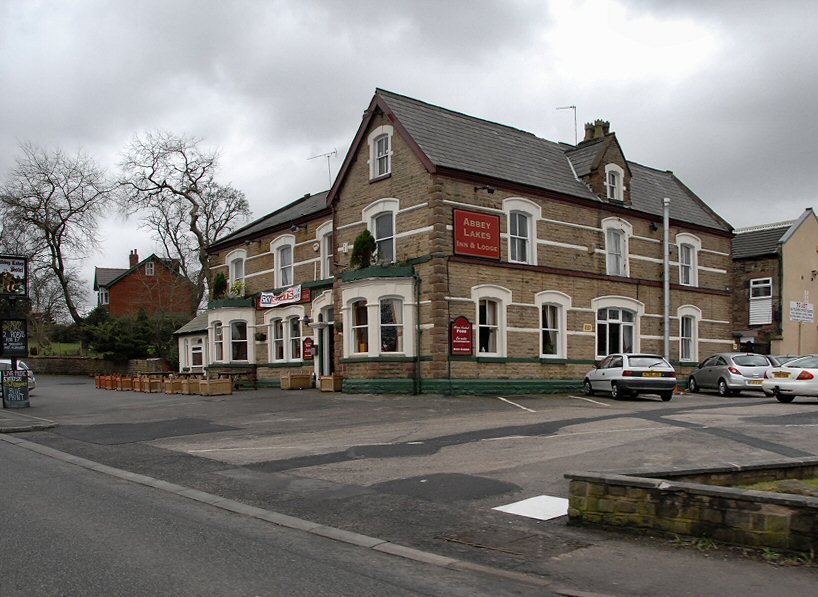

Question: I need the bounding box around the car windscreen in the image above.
[628,356,670,368]
[785,356,818,369]
[733,355,770,367]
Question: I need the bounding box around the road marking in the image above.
[497,397,536,412]
[569,395,610,407]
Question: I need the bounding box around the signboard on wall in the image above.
[303,337,314,360]
[258,285,311,309]
[453,209,501,259]
[790,301,814,323]
[450,316,473,356]
[0,255,27,297]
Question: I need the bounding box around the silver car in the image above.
[584,353,676,401]
[687,352,771,396]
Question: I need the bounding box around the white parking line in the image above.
[496,396,536,412]
[569,395,611,407]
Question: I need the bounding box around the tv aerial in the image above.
[308,148,338,188]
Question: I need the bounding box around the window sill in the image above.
[369,173,391,183]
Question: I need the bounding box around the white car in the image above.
[584,353,676,401]
[761,355,818,403]
[0,359,36,391]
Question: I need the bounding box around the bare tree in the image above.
[119,131,251,305]
[0,142,108,324]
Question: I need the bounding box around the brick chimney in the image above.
[582,119,611,142]
[129,250,139,267]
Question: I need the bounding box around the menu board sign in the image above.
[1,319,28,357]
[2,371,29,408]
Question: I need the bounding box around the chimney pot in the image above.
[129,250,139,267]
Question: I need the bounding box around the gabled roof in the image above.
[209,190,330,251]
[733,208,817,260]
[96,254,191,290]
[732,222,792,259]
[93,267,127,290]
[329,89,732,233]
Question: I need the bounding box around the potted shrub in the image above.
[212,271,228,299]
[350,229,376,269]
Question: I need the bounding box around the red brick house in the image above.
[93,250,198,318]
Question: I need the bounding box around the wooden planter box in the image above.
[320,375,343,392]
[198,378,233,396]
[117,377,133,391]
[146,377,163,393]
[281,373,312,390]
[133,377,142,392]
[180,378,200,395]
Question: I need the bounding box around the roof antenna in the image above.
[556,105,577,146]
[308,148,337,188]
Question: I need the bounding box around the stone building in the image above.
[181,89,735,393]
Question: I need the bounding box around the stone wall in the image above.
[26,356,171,376]
[566,459,818,552]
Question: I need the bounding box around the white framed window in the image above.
[535,291,570,358]
[230,321,248,361]
[341,278,417,358]
[750,277,773,325]
[99,288,110,305]
[592,296,644,357]
[362,198,398,265]
[602,218,632,277]
[271,319,285,361]
[678,305,701,362]
[316,221,333,280]
[380,298,404,353]
[270,235,295,288]
[213,321,224,361]
[604,163,625,202]
[190,338,204,370]
[227,249,246,288]
[145,261,155,276]
[503,198,540,266]
[367,125,394,180]
[288,316,302,360]
[351,299,369,354]
[676,233,701,287]
[471,285,511,357]
[266,306,305,363]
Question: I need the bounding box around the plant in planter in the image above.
[212,271,228,299]
[229,280,244,297]
[254,331,267,342]
[350,229,376,269]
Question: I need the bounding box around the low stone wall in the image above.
[26,357,171,377]
[565,458,818,552]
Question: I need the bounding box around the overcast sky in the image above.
[2,0,817,311]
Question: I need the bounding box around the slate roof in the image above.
[370,89,732,233]
[174,313,208,335]
[209,190,330,250]
[93,267,127,290]
[732,223,791,259]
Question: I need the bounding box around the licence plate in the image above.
[642,372,661,377]
[774,373,789,378]
[748,380,762,385]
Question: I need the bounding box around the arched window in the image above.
[596,308,634,355]
[367,125,394,180]
[213,321,224,361]
[271,319,285,361]
[471,285,511,357]
[316,221,333,280]
[288,316,302,360]
[605,164,625,202]
[678,305,701,362]
[503,197,540,265]
[230,321,248,361]
[226,249,247,291]
[676,233,701,287]
[380,298,403,353]
[362,199,399,265]
[602,218,632,277]
[352,299,369,354]
[270,235,295,288]
[535,291,571,358]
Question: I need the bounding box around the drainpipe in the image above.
[663,198,671,360]
[414,271,422,395]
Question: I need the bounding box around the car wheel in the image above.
[774,390,795,404]
[660,391,673,402]
[611,382,624,400]
[687,377,699,393]
[583,379,594,396]
[717,378,730,397]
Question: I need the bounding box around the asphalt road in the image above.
[0,439,548,597]
[5,375,818,595]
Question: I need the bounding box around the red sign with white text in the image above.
[450,316,473,356]
[453,209,500,259]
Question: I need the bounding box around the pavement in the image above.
[3,375,818,596]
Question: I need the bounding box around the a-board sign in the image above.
[0,255,28,297]
[1,319,28,357]
[2,370,29,408]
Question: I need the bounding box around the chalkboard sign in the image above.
[0,255,28,297]
[2,370,30,408]
[1,319,28,357]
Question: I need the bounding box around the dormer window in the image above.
[145,261,155,276]
[367,125,394,180]
[605,164,625,202]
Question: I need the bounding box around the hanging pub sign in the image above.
[258,285,311,309]
[1,319,28,357]
[453,209,501,260]
[0,255,28,297]
[450,315,473,356]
